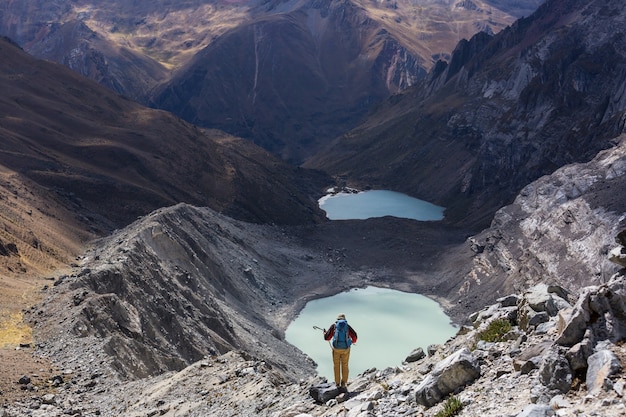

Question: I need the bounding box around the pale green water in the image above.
[285,286,457,382]
[318,190,444,221]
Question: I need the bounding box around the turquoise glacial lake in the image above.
[285,286,457,382]
[318,190,444,221]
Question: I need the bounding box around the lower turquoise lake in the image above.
[318,190,445,221]
[285,286,457,382]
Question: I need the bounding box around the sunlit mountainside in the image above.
[0,0,540,160]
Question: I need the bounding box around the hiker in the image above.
[323,313,358,392]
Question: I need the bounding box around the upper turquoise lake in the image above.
[318,190,444,221]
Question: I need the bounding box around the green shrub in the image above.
[434,395,463,417]
[478,318,512,343]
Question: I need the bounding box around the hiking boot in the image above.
[340,383,348,393]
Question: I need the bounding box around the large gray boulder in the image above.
[556,274,626,347]
[538,347,573,393]
[309,382,340,403]
[586,349,623,393]
[415,347,480,407]
[518,284,571,331]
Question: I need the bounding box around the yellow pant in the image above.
[332,347,350,386]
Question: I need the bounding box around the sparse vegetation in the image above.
[434,395,463,417]
[478,318,512,343]
[0,311,32,347]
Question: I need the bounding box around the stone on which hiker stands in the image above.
[309,382,340,403]
[415,347,481,407]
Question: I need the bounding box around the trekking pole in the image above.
[314,326,334,349]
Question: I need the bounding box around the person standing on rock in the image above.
[323,313,358,392]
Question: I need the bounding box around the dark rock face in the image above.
[150,0,427,162]
[308,0,626,229]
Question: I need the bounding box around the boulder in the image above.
[586,349,623,393]
[41,394,56,405]
[513,341,552,372]
[427,344,440,356]
[405,347,426,363]
[515,404,555,417]
[497,294,520,308]
[565,333,594,372]
[557,274,626,346]
[538,348,573,393]
[415,347,480,407]
[608,246,626,268]
[555,297,591,347]
[524,284,570,316]
[309,382,340,403]
[518,284,571,331]
[18,375,31,385]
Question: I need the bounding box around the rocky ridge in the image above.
[4,237,625,416]
[459,134,626,310]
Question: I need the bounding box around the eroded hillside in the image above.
[0,34,327,375]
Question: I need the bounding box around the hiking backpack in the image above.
[332,319,352,349]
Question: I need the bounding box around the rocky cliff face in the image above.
[307,0,626,229]
[460,135,626,304]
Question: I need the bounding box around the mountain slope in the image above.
[150,0,523,161]
[151,0,429,161]
[0,37,326,229]
[306,0,626,229]
[0,0,527,160]
[0,36,328,343]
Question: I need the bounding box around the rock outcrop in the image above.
[459,135,626,314]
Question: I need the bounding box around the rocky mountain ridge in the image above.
[307,0,626,228]
[5,230,625,416]
[0,33,327,375]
